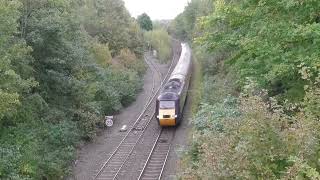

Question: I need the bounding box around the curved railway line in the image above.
[93,47,179,180]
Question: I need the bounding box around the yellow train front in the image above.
[156,43,192,126]
[156,84,181,126]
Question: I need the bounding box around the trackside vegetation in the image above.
[0,0,146,179]
[171,0,320,179]
[144,29,172,63]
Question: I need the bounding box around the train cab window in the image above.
[159,101,175,109]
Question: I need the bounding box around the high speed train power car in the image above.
[156,43,192,126]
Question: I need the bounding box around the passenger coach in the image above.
[156,43,192,126]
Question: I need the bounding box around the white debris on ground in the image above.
[120,125,128,132]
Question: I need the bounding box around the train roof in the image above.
[158,91,179,101]
[169,43,192,80]
[158,43,192,101]
[161,79,183,94]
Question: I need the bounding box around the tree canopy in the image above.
[137,13,153,31]
[174,0,320,179]
[0,0,146,179]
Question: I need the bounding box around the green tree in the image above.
[197,0,320,102]
[0,0,36,122]
[0,0,146,179]
[79,0,144,56]
[177,0,320,179]
[91,40,112,68]
[145,29,171,62]
[137,13,153,31]
[169,0,214,40]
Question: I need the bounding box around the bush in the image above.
[177,0,320,179]
[181,75,320,179]
[117,48,146,76]
[90,41,112,68]
[144,29,172,63]
[196,0,320,102]
[0,120,80,179]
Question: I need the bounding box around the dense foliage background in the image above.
[0,0,146,179]
[3,0,320,179]
[171,0,320,179]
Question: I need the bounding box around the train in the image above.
[156,43,192,126]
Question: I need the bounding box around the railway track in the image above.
[138,128,175,180]
[93,51,177,180]
[145,53,163,81]
[137,41,182,180]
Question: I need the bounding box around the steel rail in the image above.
[158,136,173,180]
[137,128,175,180]
[137,129,163,180]
[145,54,163,81]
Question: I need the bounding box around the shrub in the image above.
[118,48,146,76]
[91,41,112,68]
[181,78,320,179]
[144,29,172,63]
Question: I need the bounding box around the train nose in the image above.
[157,109,176,126]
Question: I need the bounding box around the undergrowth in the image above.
[180,58,320,179]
